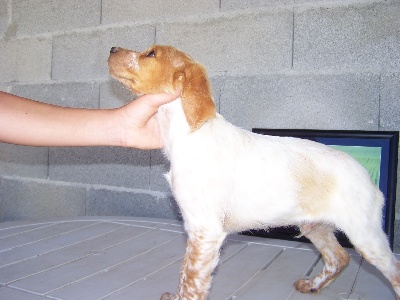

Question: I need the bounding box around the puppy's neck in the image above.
[157,98,191,155]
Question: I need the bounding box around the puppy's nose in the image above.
[110,47,119,53]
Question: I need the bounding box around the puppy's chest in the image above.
[157,101,192,150]
[158,106,256,182]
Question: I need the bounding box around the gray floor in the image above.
[0,217,398,300]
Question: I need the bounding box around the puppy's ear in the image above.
[179,63,216,131]
[173,71,184,94]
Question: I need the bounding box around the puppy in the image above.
[108,45,400,300]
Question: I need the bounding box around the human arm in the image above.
[0,91,178,149]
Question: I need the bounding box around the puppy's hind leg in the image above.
[295,224,350,293]
[344,223,400,299]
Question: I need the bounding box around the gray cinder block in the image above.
[394,218,400,254]
[100,80,135,109]
[0,143,48,179]
[221,0,294,11]
[380,73,400,131]
[49,147,151,189]
[219,73,380,131]
[0,0,10,38]
[0,38,52,82]
[101,0,219,24]
[0,85,11,93]
[380,73,400,217]
[52,26,155,81]
[11,82,99,108]
[86,187,180,220]
[12,0,101,36]
[294,4,400,70]
[150,150,170,192]
[210,76,223,111]
[0,178,86,221]
[157,11,293,75]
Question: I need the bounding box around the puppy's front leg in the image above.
[162,228,226,300]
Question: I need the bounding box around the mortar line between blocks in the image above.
[378,73,382,130]
[7,0,12,27]
[100,0,104,25]
[291,8,295,70]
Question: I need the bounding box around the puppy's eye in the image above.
[146,50,156,58]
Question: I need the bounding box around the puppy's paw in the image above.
[294,279,319,293]
[160,292,173,300]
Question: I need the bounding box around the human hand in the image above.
[0,91,178,149]
[115,93,180,149]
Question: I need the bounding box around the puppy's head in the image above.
[108,45,216,130]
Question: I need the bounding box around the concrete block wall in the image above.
[0,0,399,247]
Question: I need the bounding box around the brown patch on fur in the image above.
[108,45,216,131]
[292,154,336,216]
[162,230,226,300]
[385,261,400,300]
[180,62,216,131]
[166,232,222,300]
[393,262,400,286]
[391,262,400,300]
[160,292,173,300]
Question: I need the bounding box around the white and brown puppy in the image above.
[108,45,400,300]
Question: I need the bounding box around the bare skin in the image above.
[0,91,179,149]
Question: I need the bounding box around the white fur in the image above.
[159,99,378,232]
[128,52,139,71]
[157,98,400,299]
